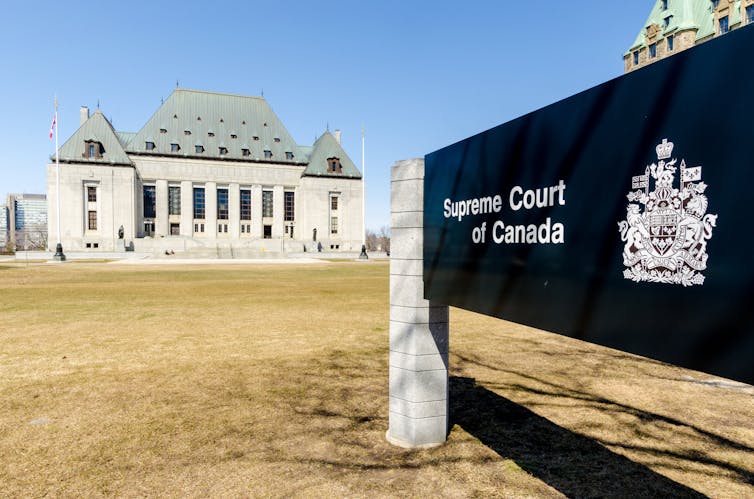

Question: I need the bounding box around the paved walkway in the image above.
[109,257,329,265]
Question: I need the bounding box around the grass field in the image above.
[0,260,752,497]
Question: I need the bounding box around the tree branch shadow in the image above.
[450,376,708,498]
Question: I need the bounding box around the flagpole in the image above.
[53,95,66,261]
[359,125,368,259]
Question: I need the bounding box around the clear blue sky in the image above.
[0,1,650,231]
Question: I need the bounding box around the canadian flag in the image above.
[49,113,57,139]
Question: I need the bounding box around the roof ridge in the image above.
[174,88,265,100]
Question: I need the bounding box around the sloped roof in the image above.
[116,131,136,148]
[302,131,362,179]
[626,0,719,54]
[127,89,305,163]
[54,111,132,165]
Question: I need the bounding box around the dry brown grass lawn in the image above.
[0,260,752,497]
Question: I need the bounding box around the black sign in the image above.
[424,26,754,385]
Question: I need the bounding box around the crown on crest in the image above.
[656,138,674,160]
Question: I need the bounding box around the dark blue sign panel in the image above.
[424,26,754,385]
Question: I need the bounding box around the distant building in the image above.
[6,193,48,250]
[47,89,363,254]
[625,0,754,72]
[0,202,7,249]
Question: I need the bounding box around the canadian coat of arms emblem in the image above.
[618,138,717,286]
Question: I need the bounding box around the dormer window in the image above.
[719,15,729,34]
[220,118,224,123]
[208,131,215,137]
[159,128,167,134]
[253,136,260,141]
[85,140,104,158]
[664,15,672,29]
[273,137,280,143]
[242,120,246,125]
[264,150,272,159]
[171,143,180,152]
[711,0,720,9]
[184,130,191,136]
[219,147,228,155]
[285,152,294,160]
[328,157,342,173]
[230,133,237,139]
[146,141,155,151]
[242,148,251,157]
[195,145,204,154]
[197,116,202,121]
[661,0,668,10]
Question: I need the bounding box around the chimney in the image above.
[80,106,90,126]
[333,129,341,145]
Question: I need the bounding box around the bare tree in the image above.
[378,226,390,253]
[365,229,379,251]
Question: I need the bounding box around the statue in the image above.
[313,228,317,242]
[118,225,124,239]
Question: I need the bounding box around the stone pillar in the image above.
[155,180,168,237]
[180,181,193,236]
[387,158,450,448]
[272,185,284,238]
[252,184,263,238]
[229,183,240,239]
[206,181,217,238]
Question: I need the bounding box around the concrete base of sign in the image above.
[387,158,450,448]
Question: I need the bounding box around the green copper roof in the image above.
[303,131,362,179]
[55,111,132,166]
[626,0,723,54]
[128,89,304,163]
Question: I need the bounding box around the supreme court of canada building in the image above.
[47,89,363,255]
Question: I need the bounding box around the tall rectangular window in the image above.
[649,43,657,59]
[217,188,229,220]
[667,34,674,52]
[143,185,156,219]
[87,186,97,202]
[240,189,251,220]
[633,51,639,65]
[331,217,338,235]
[88,211,97,230]
[193,187,205,219]
[331,196,339,211]
[284,191,295,222]
[169,186,181,215]
[748,5,754,24]
[719,16,729,34]
[262,190,273,217]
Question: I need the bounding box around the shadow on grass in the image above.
[451,376,707,498]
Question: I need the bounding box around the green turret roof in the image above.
[303,131,362,179]
[626,0,723,54]
[55,110,132,166]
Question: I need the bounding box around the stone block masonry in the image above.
[387,158,450,448]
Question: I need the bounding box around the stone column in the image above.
[252,184,263,238]
[387,158,450,448]
[272,185,284,238]
[180,181,193,236]
[229,183,240,239]
[206,181,217,239]
[155,180,168,237]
